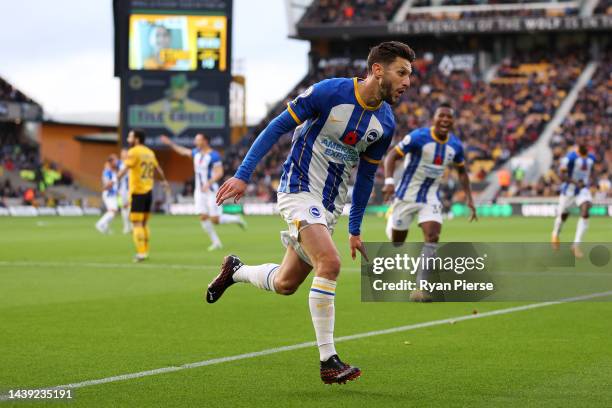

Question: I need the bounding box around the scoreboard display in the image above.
[113,0,233,147]
[129,14,228,72]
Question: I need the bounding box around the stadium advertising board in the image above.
[388,15,612,35]
[121,72,229,147]
[297,15,612,38]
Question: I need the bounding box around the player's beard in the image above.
[380,77,396,105]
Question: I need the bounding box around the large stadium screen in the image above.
[128,14,227,72]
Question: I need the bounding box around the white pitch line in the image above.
[1,290,610,401]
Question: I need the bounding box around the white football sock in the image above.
[416,242,437,285]
[201,220,221,246]
[574,217,588,244]
[552,216,564,237]
[309,277,337,361]
[219,214,241,224]
[385,217,393,241]
[233,263,279,291]
[96,211,115,231]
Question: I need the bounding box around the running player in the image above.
[95,154,119,234]
[207,41,415,384]
[382,102,477,301]
[551,142,596,258]
[117,149,132,234]
[117,129,169,262]
[161,133,245,251]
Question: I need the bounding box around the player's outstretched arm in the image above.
[457,165,477,222]
[160,135,192,157]
[155,163,171,193]
[348,158,382,261]
[216,110,298,205]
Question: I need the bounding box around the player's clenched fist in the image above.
[216,177,247,205]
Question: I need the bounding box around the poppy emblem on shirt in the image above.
[434,156,443,165]
[341,130,359,146]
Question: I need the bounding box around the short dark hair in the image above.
[132,129,146,144]
[437,101,454,111]
[367,41,416,73]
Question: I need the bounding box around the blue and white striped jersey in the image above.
[117,160,129,194]
[102,168,118,196]
[560,150,596,195]
[193,148,222,193]
[394,127,465,204]
[279,77,395,213]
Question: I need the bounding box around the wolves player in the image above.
[161,133,245,251]
[95,154,119,234]
[382,103,477,301]
[207,41,415,384]
[551,143,595,258]
[118,149,132,234]
[117,129,169,262]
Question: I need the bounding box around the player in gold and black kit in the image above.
[118,129,169,262]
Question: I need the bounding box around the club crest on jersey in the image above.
[309,206,322,218]
[341,130,359,146]
[365,129,381,144]
[293,86,313,104]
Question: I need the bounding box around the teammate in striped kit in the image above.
[551,143,596,258]
[383,103,476,301]
[206,41,416,384]
[161,133,245,251]
[117,149,132,234]
[95,154,120,234]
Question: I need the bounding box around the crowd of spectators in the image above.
[594,0,612,14]
[223,49,585,202]
[299,0,402,25]
[503,50,611,198]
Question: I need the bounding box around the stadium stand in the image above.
[299,0,403,25]
[594,0,612,14]
[0,77,35,104]
[502,49,611,198]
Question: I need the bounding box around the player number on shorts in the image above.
[140,162,155,180]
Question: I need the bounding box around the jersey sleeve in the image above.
[210,151,222,167]
[102,169,111,183]
[453,141,466,167]
[192,148,198,158]
[361,134,392,164]
[286,79,334,125]
[395,130,421,157]
[559,153,574,171]
[124,149,137,168]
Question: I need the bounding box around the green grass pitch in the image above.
[1,215,611,407]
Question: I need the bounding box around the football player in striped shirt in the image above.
[551,143,596,258]
[95,154,119,234]
[161,133,246,251]
[382,103,477,301]
[206,41,416,384]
